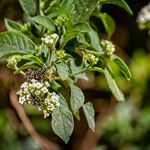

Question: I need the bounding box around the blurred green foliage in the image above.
[0,0,150,149]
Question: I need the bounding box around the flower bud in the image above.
[56,50,66,59]
[84,53,99,65]
[7,55,21,69]
[101,40,115,56]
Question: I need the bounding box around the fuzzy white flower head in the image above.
[137,3,150,24]
[17,79,60,118]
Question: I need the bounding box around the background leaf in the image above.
[51,94,74,143]
[95,13,116,38]
[104,68,125,101]
[70,84,85,114]
[18,0,37,16]
[83,102,95,131]
[0,32,35,58]
[99,0,133,15]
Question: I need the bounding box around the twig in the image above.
[9,88,60,150]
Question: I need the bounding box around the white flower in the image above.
[41,87,48,93]
[43,110,50,118]
[31,79,36,83]
[19,96,26,104]
[51,33,58,39]
[26,94,31,100]
[41,33,59,46]
[35,82,43,88]
[21,82,28,88]
[44,81,50,87]
[47,103,55,111]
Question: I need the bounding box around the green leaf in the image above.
[104,68,125,101]
[0,31,35,58]
[21,54,44,67]
[74,110,81,121]
[18,0,37,16]
[60,22,102,52]
[99,0,133,15]
[50,80,62,91]
[112,55,131,80]
[4,18,22,32]
[70,84,85,114]
[59,0,74,15]
[38,43,49,58]
[87,29,102,52]
[32,15,55,32]
[51,94,74,143]
[95,13,116,38]
[69,59,89,80]
[71,0,99,24]
[75,22,102,52]
[56,60,70,80]
[77,33,90,47]
[14,62,37,74]
[83,102,95,131]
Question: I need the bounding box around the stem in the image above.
[84,49,104,57]
[9,89,60,150]
[70,66,104,77]
[39,0,44,16]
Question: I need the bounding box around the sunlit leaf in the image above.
[95,13,116,38]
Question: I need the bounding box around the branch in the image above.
[9,88,60,150]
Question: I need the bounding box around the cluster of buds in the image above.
[101,40,115,56]
[55,15,68,29]
[17,79,60,118]
[41,33,59,48]
[20,23,30,32]
[84,53,99,66]
[7,55,21,69]
[56,50,67,59]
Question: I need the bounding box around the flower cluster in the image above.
[56,50,66,59]
[17,79,60,118]
[84,53,99,66]
[101,40,115,56]
[41,33,59,48]
[137,3,150,25]
[7,55,21,69]
[55,15,68,28]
